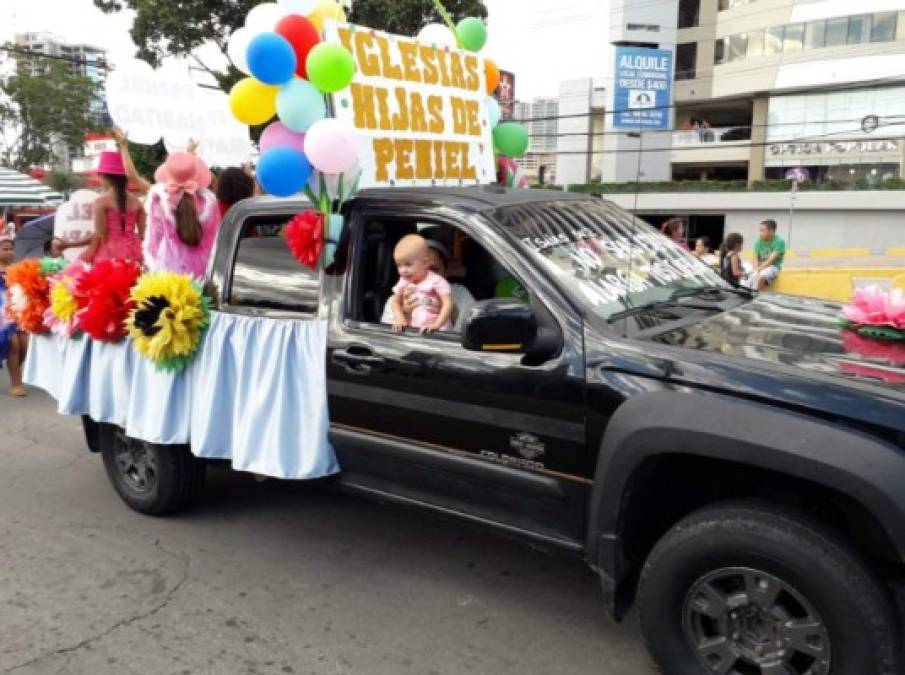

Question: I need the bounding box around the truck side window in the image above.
[229,218,319,316]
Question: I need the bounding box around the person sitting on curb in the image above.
[750,219,786,291]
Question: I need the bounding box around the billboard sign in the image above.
[496,70,515,120]
[613,47,673,130]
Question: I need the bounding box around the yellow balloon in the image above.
[229,77,279,126]
[308,0,347,32]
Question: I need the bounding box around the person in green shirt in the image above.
[752,219,786,291]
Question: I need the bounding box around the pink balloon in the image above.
[260,121,306,155]
[303,119,358,174]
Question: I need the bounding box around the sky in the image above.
[3,0,609,99]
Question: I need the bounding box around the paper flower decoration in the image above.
[44,261,89,337]
[75,259,141,342]
[285,210,324,270]
[3,259,50,334]
[126,272,212,373]
[838,285,905,342]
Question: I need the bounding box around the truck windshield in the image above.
[494,199,728,322]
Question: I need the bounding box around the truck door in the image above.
[327,205,588,549]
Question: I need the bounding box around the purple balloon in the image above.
[260,121,306,155]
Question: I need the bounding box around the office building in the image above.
[514,97,559,183]
[673,0,905,183]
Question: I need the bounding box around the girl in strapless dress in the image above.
[82,151,145,265]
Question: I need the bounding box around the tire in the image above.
[638,500,900,675]
[100,424,206,516]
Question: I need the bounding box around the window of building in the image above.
[847,14,871,43]
[871,12,897,42]
[804,20,826,49]
[718,0,752,10]
[784,23,805,52]
[746,29,765,57]
[825,17,849,47]
[729,33,748,61]
[714,38,726,64]
[230,219,320,317]
[678,0,700,28]
[765,26,785,54]
[676,42,698,80]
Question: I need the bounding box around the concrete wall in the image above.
[604,190,905,251]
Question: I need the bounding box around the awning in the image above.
[0,167,64,207]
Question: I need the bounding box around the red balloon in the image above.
[275,15,321,79]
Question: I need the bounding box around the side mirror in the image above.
[461,299,538,353]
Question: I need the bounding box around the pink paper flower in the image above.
[842,285,892,326]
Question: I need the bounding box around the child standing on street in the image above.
[391,234,453,333]
[0,235,26,397]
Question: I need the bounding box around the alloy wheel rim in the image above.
[113,431,157,494]
[682,566,830,675]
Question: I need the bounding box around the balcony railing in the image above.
[673,126,752,145]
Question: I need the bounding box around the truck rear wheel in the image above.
[100,424,205,516]
[638,501,899,675]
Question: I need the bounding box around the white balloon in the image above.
[278,0,320,15]
[227,26,253,75]
[416,23,458,49]
[245,3,290,33]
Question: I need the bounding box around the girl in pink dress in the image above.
[82,151,145,264]
[143,153,220,279]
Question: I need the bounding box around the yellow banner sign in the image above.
[327,24,496,188]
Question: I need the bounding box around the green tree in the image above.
[349,0,487,35]
[93,0,486,91]
[0,56,101,171]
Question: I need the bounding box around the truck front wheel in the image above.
[100,424,205,516]
[638,501,900,675]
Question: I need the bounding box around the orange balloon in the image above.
[485,59,500,95]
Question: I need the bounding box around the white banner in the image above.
[326,24,496,189]
[54,189,98,262]
[106,60,254,167]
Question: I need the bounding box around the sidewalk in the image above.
[784,255,905,270]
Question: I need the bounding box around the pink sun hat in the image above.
[96,151,127,176]
[154,152,212,192]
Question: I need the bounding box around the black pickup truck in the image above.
[87,187,905,675]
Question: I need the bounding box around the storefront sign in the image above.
[769,140,900,157]
[329,25,496,188]
[613,47,673,130]
[54,189,97,262]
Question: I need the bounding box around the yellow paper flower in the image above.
[126,272,212,373]
[51,280,78,323]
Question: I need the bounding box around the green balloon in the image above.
[456,17,487,52]
[493,122,529,157]
[306,43,355,93]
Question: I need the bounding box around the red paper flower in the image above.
[4,259,50,334]
[285,210,324,271]
[75,259,142,342]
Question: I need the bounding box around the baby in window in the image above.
[391,234,453,333]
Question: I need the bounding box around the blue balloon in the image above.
[257,147,312,197]
[277,78,326,133]
[487,96,501,128]
[247,32,297,86]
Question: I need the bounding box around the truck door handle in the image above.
[332,346,385,373]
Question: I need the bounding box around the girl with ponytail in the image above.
[719,233,745,287]
[144,152,220,278]
[80,151,145,264]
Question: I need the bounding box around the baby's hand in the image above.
[392,319,408,333]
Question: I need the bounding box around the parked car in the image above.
[85,187,905,675]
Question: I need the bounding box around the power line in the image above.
[0,44,113,72]
[516,131,904,156]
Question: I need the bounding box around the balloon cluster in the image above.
[415,14,529,181]
[227,0,357,197]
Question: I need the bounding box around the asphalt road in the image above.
[0,373,657,675]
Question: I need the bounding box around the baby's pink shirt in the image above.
[393,270,453,330]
